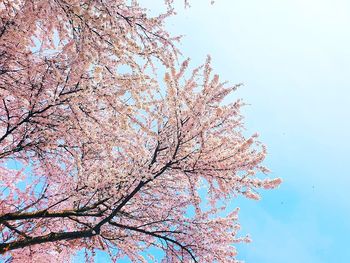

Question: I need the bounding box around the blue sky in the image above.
[79,0,350,262]
[164,0,350,262]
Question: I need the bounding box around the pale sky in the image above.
[78,0,350,262]
[167,1,350,262]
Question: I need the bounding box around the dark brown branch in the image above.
[0,210,103,222]
[2,221,30,239]
[109,221,197,262]
[0,139,180,253]
[0,197,109,223]
[0,229,95,253]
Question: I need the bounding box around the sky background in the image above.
[79,0,350,262]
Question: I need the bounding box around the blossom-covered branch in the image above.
[0,0,281,262]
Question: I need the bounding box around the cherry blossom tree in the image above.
[0,0,281,262]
